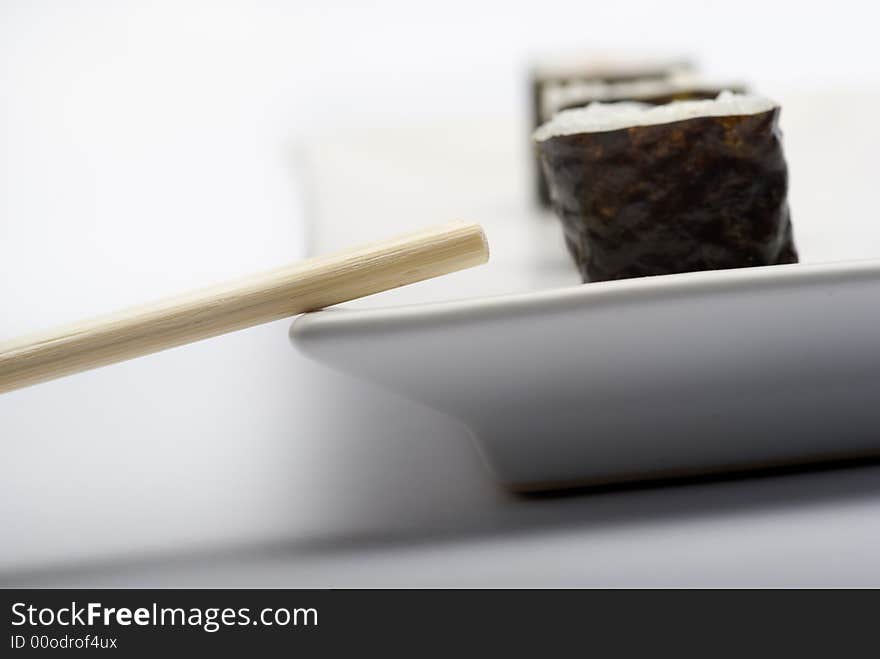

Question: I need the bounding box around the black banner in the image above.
[1,589,876,654]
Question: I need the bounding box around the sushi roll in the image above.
[530,54,694,207]
[535,79,747,210]
[534,92,798,282]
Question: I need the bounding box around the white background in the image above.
[3,0,880,585]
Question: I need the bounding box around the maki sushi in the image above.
[534,92,798,282]
[530,54,694,207]
[535,78,747,208]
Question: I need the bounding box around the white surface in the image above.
[10,466,880,586]
[3,1,880,586]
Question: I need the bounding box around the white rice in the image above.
[540,74,735,121]
[533,91,777,142]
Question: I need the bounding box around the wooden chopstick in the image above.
[0,221,489,394]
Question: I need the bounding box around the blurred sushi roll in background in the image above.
[529,53,695,207]
[534,92,798,282]
[544,77,748,118]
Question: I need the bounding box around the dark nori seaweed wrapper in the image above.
[530,65,689,207]
[537,107,798,282]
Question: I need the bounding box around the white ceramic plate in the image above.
[292,260,880,491]
[291,95,880,491]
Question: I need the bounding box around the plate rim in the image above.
[291,257,880,340]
